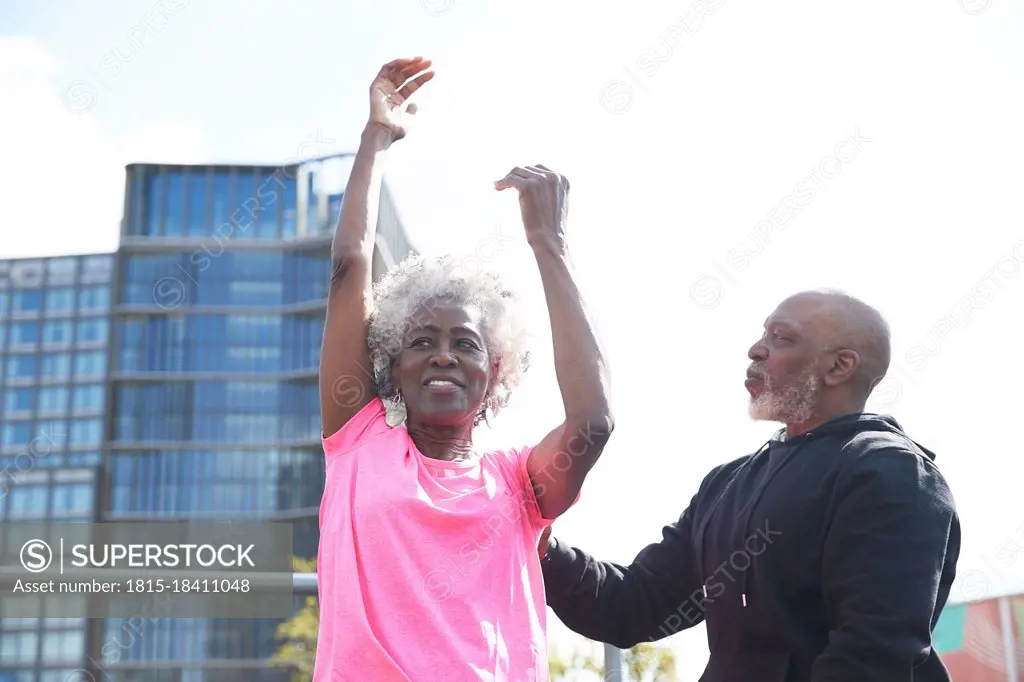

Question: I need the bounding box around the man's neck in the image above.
[785,402,866,439]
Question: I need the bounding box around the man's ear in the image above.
[823,348,860,387]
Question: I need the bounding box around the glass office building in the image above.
[0,154,414,682]
[0,254,114,682]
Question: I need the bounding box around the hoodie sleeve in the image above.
[811,446,960,682]
[541,494,705,649]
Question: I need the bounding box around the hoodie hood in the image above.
[772,412,937,461]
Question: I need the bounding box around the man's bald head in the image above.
[785,289,891,394]
[747,290,891,427]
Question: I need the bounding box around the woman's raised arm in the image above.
[319,58,433,438]
[495,165,614,519]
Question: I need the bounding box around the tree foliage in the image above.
[548,642,679,681]
[271,557,318,682]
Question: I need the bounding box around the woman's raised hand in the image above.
[495,165,570,250]
[368,57,434,141]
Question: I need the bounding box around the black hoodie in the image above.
[541,414,961,682]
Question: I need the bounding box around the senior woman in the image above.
[313,57,613,681]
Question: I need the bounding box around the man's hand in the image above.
[538,526,553,560]
[494,165,569,249]
[367,57,434,141]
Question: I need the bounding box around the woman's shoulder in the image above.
[321,397,393,457]
[479,443,535,483]
[480,442,532,463]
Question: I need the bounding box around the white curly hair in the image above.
[367,254,531,424]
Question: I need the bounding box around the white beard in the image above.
[749,367,821,425]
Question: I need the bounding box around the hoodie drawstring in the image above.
[697,433,812,609]
[734,434,813,608]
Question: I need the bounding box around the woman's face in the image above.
[392,299,493,427]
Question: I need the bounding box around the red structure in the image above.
[934,594,1024,681]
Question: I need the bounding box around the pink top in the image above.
[314,397,556,681]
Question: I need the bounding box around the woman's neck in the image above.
[406,422,476,461]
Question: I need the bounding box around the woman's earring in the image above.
[385,392,407,428]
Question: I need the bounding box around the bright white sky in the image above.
[3,0,1024,678]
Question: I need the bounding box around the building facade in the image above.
[933,592,1024,681]
[0,254,114,682]
[0,153,415,682]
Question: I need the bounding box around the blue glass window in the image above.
[53,485,93,516]
[257,171,281,238]
[0,291,8,317]
[10,321,39,346]
[76,319,108,344]
[187,171,208,236]
[45,288,75,312]
[41,630,86,663]
[67,451,101,467]
[43,320,74,345]
[72,385,104,412]
[47,256,77,284]
[12,289,41,313]
[108,449,324,516]
[78,286,110,310]
[212,171,233,228]
[3,388,34,412]
[0,632,41,665]
[75,352,106,377]
[69,419,102,446]
[1,422,31,448]
[38,387,68,414]
[305,172,318,236]
[283,172,298,237]
[35,419,67,448]
[82,254,113,280]
[165,171,185,237]
[3,668,39,682]
[8,485,48,518]
[232,171,257,236]
[6,355,37,379]
[328,192,344,231]
[129,168,145,237]
[144,171,163,237]
[40,354,71,380]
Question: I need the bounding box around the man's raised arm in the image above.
[541,496,705,649]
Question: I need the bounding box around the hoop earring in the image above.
[385,392,407,428]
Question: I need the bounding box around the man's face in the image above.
[745,296,830,425]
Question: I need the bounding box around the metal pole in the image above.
[998,596,1020,682]
[293,572,317,595]
[603,643,624,682]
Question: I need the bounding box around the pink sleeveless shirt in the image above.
[314,397,555,681]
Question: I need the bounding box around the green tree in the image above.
[623,642,679,681]
[548,644,603,679]
[271,557,318,682]
[548,642,679,681]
